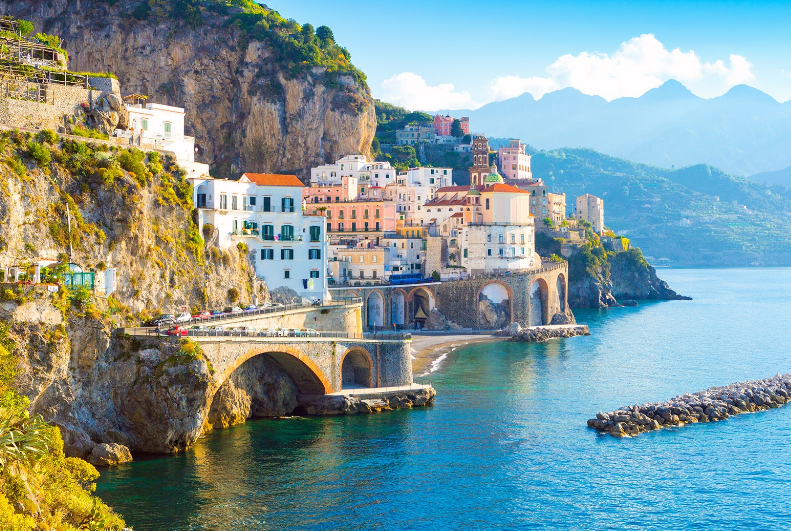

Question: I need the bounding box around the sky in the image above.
[270,0,791,110]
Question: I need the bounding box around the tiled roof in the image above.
[481,183,529,194]
[436,185,477,194]
[242,173,304,187]
[450,212,464,218]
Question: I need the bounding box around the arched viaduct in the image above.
[331,262,572,330]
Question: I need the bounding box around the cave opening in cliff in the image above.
[341,349,373,390]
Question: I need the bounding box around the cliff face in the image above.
[0,0,376,178]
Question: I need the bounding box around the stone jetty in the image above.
[588,374,791,437]
[507,324,589,342]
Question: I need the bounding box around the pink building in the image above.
[498,139,533,181]
[308,200,397,235]
[302,176,358,204]
[434,114,470,137]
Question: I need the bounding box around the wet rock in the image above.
[86,443,132,467]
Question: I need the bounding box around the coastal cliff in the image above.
[0,0,376,178]
[537,233,688,309]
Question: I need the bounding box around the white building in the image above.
[311,155,397,188]
[396,123,434,145]
[576,193,605,234]
[461,178,538,274]
[190,173,329,301]
[123,102,210,179]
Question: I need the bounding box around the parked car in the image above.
[303,328,318,337]
[167,326,188,337]
[192,311,211,320]
[211,310,224,316]
[244,304,257,312]
[175,313,191,323]
[231,306,243,314]
[154,315,174,327]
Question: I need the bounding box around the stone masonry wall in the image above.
[0,83,102,131]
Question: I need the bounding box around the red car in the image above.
[166,326,188,337]
[192,311,211,320]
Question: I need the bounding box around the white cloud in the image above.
[489,34,755,102]
[380,72,477,111]
[379,35,757,109]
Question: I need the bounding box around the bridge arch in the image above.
[340,347,374,389]
[366,290,385,328]
[407,286,435,327]
[477,281,513,329]
[391,289,407,328]
[220,345,334,395]
[530,278,550,326]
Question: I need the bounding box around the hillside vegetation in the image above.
[533,148,791,266]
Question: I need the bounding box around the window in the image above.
[310,270,320,278]
[510,234,515,244]
[261,249,274,260]
[262,224,274,240]
[430,178,435,184]
[359,256,364,263]
[360,270,365,279]
[339,210,345,219]
[281,225,294,241]
[499,248,504,256]
[327,222,332,232]
[364,209,369,219]
[364,222,369,231]
[338,222,344,231]
[309,249,322,260]
[487,235,491,243]
[282,197,295,213]
[351,222,357,231]
[310,226,321,242]
[521,247,525,255]
[351,210,357,219]
[281,249,294,260]
[487,248,492,256]
[164,121,172,139]
[141,118,148,131]
[262,196,271,212]
[233,219,238,233]
[372,255,377,263]
[486,198,490,209]
[521,234,525,244]
[197,193,207,208]
[463,249,468,258]
[372,270,378,279]
[375,221,380,230]
[510,247,516,256]
[499,234,504,243]
[284,270,291,278]
[220,194,228,209]
[231,196,238,210]
[249,197,256,209]
[242,196,247,211]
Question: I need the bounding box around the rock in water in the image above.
[86,443,133,466]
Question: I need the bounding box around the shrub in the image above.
[5,157,25,177]
[227,287,239,302]
[237,241,249,254]
[70,125,109,140]
[202,223,214,240]
[26,141,51,168]
[16,19,34,36]
[38,129,59,145]
[118,149,147,185]
[542,217,556,229]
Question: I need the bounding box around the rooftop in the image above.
[242,173,304,187]
[481,183,529,194]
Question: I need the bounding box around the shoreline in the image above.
[410,334,502,376]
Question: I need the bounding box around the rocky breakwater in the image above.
[588,374,791,437]
[506,324,590,342]
[298,387,436,416]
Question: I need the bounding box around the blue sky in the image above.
[270,0,791,109]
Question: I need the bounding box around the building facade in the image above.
[469,135,493,187]
[311,155,397,188]
[190,173,329,301]
[434,114,470,137]
[396,123,434,145]
[576,194,605,234]
[498,139,533,181]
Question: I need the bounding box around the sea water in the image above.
[95,268,791,530]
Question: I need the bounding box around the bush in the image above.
[38,129,58,145]
[26,141,51,168]
[118,149,147,185]
[15,19,34,36]
[70,125,108,140]
[5,157,25,177]
[202,223,214,240]
[227,287,239,302]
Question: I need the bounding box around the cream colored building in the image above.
[576,194,605,234]
[329,246,389,285]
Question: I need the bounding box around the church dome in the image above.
[484,172,503,183]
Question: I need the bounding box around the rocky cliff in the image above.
[537,234,688,309]
[0,0,376,178]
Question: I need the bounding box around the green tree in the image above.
[15,19,34,36]
[451,119,464,137]
[316,25,334,45]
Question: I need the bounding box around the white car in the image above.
[175,312,191,323]
[231,306,243,314]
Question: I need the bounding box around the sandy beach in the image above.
[409,333,502,376]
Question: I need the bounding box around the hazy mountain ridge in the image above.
[437,81,791,177]
[531,148,791,266]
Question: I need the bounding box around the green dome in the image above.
[484,172,503,183]
[467,188,480,196]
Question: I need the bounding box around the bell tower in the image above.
[469,135,490,187]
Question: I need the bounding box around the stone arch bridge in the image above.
[331,262,571,330]
[195,336,412,396]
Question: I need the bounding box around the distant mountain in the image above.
[531,148,791,266]
[435,81,791,176]
[750,165,791,189]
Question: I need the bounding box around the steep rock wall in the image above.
[1,0,376,178]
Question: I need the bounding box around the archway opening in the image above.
[412,288,435,329]
[478,282,511,329]
[392,291,405,328]
[367,291,384,328]
[341,350,373,389]
[530,280,547,326]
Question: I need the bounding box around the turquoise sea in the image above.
[95,268,791,530]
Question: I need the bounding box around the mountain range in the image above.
[436,81,791,178]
